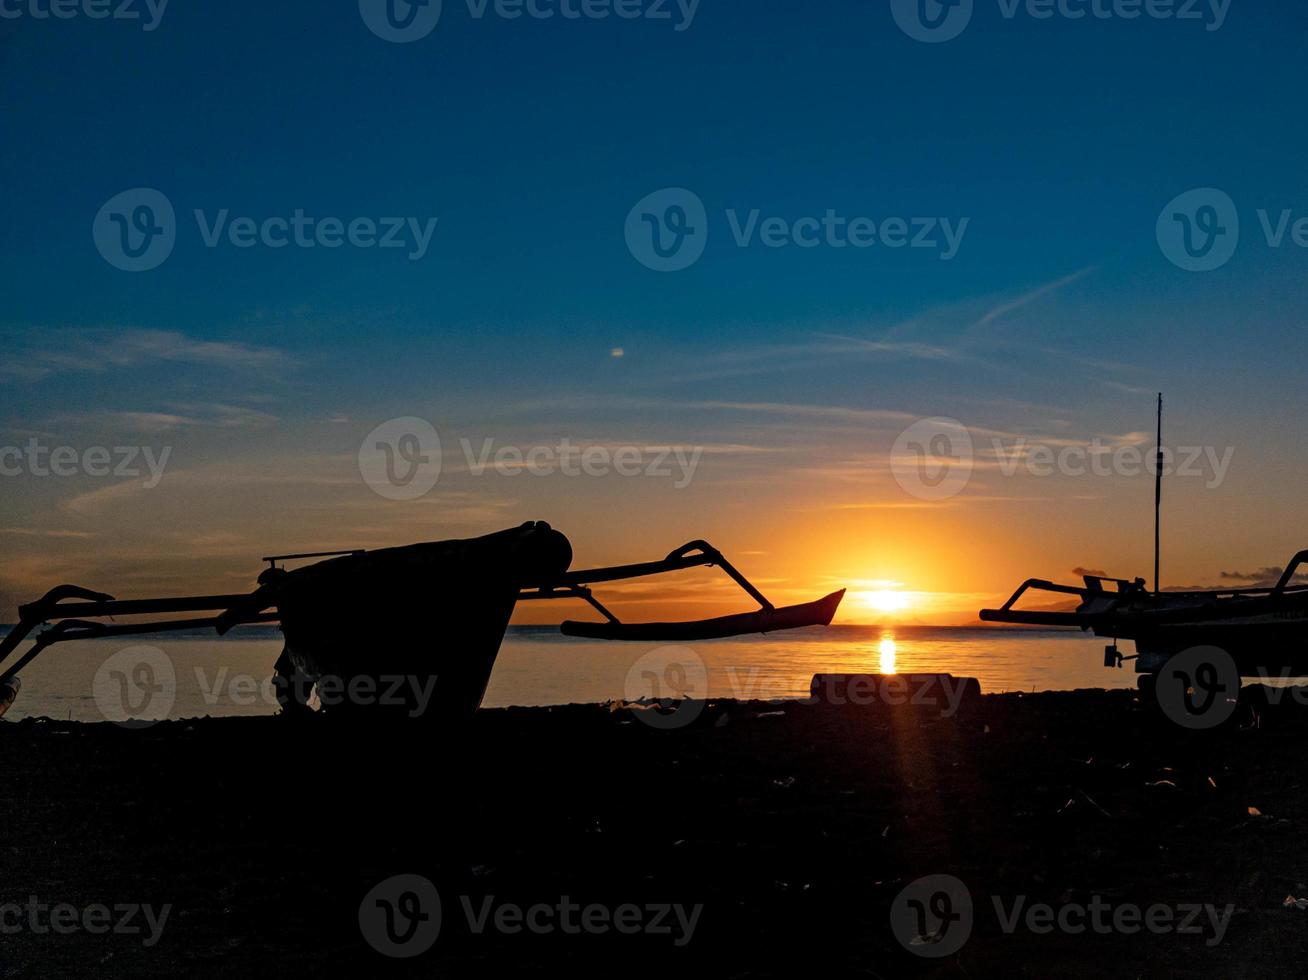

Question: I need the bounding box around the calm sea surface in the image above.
[0,625,1136,723]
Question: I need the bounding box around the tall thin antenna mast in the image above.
[1154,393,1163,595]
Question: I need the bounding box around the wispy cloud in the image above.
[638,334,979,387]
[51,403,279,432]
[811,333,970,362]
[0,328,287,382]
[675,400,919,426]
[0,528,97,539]
[625,269,1096,390]
[827,494,1068,510]
[1102,379,1156,396]
[60,467,358,517]
[1221,566,1304,586]
[970,266,1096,330]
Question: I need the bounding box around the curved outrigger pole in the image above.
[525,541,844,641]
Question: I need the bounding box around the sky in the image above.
[2,0,1308,625]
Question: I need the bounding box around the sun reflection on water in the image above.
[879,635,897,675]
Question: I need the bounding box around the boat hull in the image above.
[1113,615,1308,676]
[982,566,1308,677]
[274,523,572,720]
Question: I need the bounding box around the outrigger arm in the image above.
[0,587,282,686]
[525,540,845,641]
[1,537,844,694]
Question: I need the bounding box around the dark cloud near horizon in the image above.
[1221,566,1305,586]
[1072,567,1109,579]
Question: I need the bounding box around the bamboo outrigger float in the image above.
[0,522,844,721]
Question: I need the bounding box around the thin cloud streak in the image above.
[0,328,287,383]
[970,266,1097,330]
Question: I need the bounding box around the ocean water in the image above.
[0,625,1134,723]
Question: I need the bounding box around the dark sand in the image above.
[3,688,1307,978]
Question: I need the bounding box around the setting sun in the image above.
[860,590,910,615]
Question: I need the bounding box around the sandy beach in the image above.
[4,686,1307,978]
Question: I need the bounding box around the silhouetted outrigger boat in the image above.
[0,522,844,721]
[980,552,1308,678]
[981,396,1308,682]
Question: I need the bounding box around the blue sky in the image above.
[2,0,1307,621]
